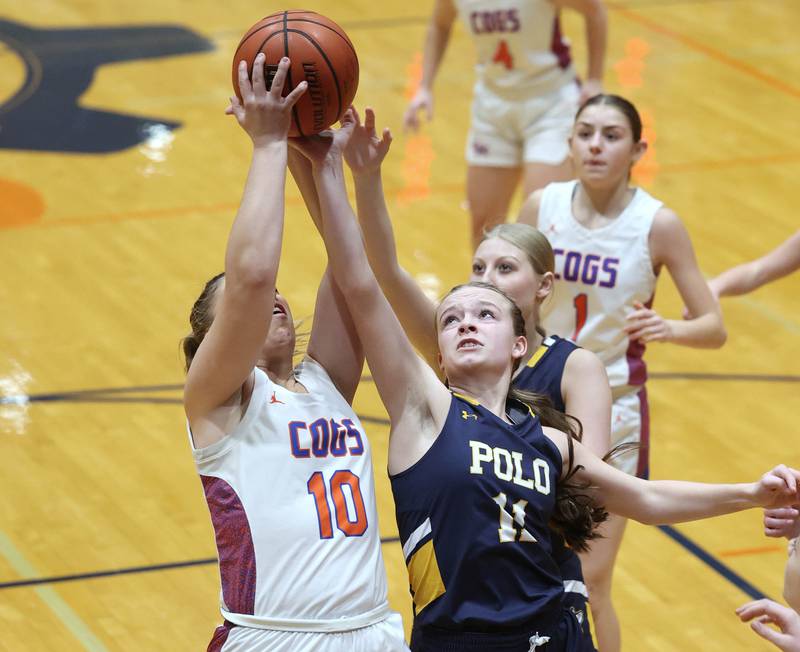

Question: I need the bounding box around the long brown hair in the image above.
[181,272,225,373]
[438,282,607,550]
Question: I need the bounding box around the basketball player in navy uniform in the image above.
[293,109,800,652]
[339,106,609,647]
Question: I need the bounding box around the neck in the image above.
[576,179,632,218]
[521,318,544,367]
[257,356,300,390]
[449,374,513,422]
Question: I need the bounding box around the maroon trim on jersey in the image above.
[625,294,654,387]
[635,387,650,479]
[202,475,257,615]
[550,15,572,70]
[207,620,234,652]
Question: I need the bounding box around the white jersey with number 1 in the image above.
[538,180,662,393]
[189,357,403,648]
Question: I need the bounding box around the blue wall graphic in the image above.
[0,19,214,153]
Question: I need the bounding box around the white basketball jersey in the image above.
[454,0,576,98]
[189,358,390,627]
[538,180,662,391]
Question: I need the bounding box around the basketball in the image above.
[232,10,359,137]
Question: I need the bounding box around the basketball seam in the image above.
[286,28,343,125]
[283,12,305,138]
[236,18,356,59]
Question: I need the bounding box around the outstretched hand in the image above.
[736,599,800,652]
[756,466,800,509]
[403,87,433,133]
[289,107,358,167]
[343,106,392,176]
[226,55,307,146]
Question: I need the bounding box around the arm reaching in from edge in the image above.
[345,106,440,367]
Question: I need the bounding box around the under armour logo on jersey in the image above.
[269,391,285,405]
[461,410,478,421]
[546,223,557,235]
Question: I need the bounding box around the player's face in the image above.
[436,287,526,381]
[263,289,296,352]
[470,238,540,319]
[570,105,646,186]
[210,283,296,355]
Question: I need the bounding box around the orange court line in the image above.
[10,147,800,232]
[718,545,785,558]
[608,3,800,102]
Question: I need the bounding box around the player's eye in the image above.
[471,262,484,274]
[479,309,495,319]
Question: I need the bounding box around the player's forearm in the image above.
[288,149,323,232]
[709,262,762,298]
[225,142,287,286]
[354,170,440,365]
[635,480,759,525]
[666,311,727,348]
[420,20,452,90]
[313,159,376,297]
[582,0,607,82]
[353,169,403,280]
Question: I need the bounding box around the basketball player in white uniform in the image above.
[519,94,726,652]
[182,56,406,652]
[404,0,607,247]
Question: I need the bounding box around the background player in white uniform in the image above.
[181,56,406,652]
[404,0,607,247]
[518,94,727,652]
[293,109,800,651]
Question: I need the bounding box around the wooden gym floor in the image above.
[0,0,798,650]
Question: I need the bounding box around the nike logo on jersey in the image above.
[269,391,285,405]
[461,410,478,421]
[468,440,551,495]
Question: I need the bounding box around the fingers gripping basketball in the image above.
[232,10,359,137]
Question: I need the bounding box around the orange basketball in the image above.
[232,10,359,137]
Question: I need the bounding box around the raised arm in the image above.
[545,427,800,524]
[345,107,440,367]
[554,0,607,102]
[297,115,451,474]
[709,230,800,299]
[403,0,458,132]
[288,150,364,404]
[184,56,306,429]
[560,348,612,457]
[627,207,727,348]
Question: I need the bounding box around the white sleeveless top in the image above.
[189,358,390,630]
[538,180,662,393]
[454,0,576,98]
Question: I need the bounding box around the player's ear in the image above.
[536,272,554,302]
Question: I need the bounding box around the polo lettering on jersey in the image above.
[553,248,619,288]
[468,440,551,494]
[469,9,520,34]
[289,418,364,458]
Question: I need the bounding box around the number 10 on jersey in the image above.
[307,470,368,538]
